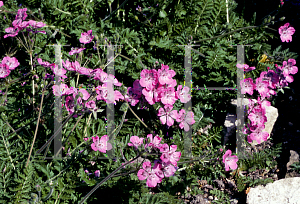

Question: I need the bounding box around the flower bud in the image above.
[263,19,267,24]
[279,16,285,21]
[35,184,42,192]
[271,16,275,20]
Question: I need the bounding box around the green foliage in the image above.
[238,143,282,172]
[0,0,296,203]
[137,192,185,204]
[209,189,231,204]
[290,162,300,174]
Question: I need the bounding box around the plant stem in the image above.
[35,112,76,155]
[55,114,84,158]
[30,52,35,106]
[125,100,154,135]
[3,120,25,144]
[26,85,45,167]
[76,73,80,87]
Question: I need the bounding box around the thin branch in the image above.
[125,100,154,135]
[3,120,25,144]
[54,114,84,158]
[26,86,45,167]
[35,111,76,155]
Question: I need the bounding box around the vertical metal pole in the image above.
[106,44,115,159]
[184,45,193,158]
[236,45,246,157]
[54,44,63,160]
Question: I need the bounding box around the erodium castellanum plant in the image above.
[0,0,297,203]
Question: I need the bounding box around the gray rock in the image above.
[286,150,300,172]
[247,177,300,204]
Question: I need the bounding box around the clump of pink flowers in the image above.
[125,64,195,131]
[124,134,181,188]
[240,58,298,145]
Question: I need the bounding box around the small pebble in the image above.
[208,196,213,200]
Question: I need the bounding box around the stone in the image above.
[285,150,300,178]
[246,177,300,204]
[286,150,300,172]
[224,113,237,146]
[224,98,278,146]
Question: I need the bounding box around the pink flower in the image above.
[0,64,10,78]
[157,105,178,127]
[157,64,176,85]
[176,85,191,103]
[159,144,181,167]
[247,125,269,144]
[28,20,46,29]
[125,79,143,106]
[85,100,97,111]
[240,78,255,95]
[94,170,100,177]
[91,135,112,153]
[140,69,158,90]
[248,107,267,127]
[128,136,144,149]
[0,1,3,7]
[160,161,177,177]
[259,70,280,89]
[281,59,298,77]
[236,63,255,72]
[78,89,90,100]
[160,87,177,105]
[95,83,124,104]
[52,83,69,96]
[222,150,238,171]
[65,96,75,115]
[142,87,156,105]
[78,67,92,76]
[69,47,86,55]
[145,134,162,149]
[4,27,19,38]
[255,78,269,99]
[137,161,163,187]
[1,56,20,70]
[16,8,28,21]
[176,109,195,131]
[37,58,53,68]
[79,30,94,44]
[279,23,295,43]
[71,61,82,72]
[52,64,67,79]
[84,137,89,141]
[62,59,75,71]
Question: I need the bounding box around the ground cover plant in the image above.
[0,0,298,203]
